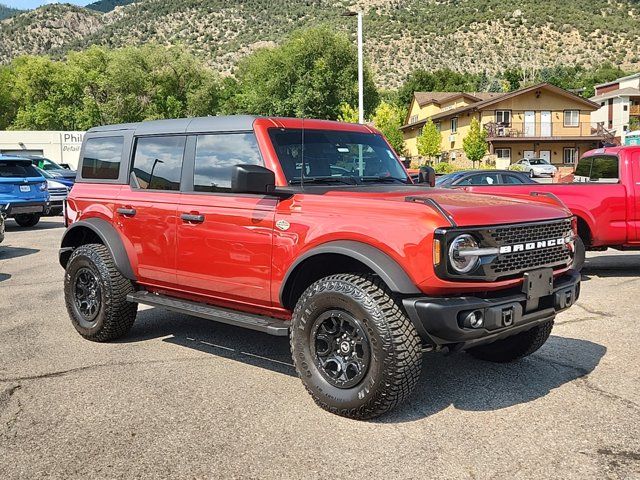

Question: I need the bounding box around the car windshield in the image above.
[0,161,42,178]
[34,166,54,179]
[268,128,409,185]
[528,159,550,165]
[33,158,65,171]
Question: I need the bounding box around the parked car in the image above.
[0,155,49,227]
[35,167,69,216]
[512,158,558,178]
[461,145,640,269]
[21,155,77,184]
[436,170,536,187]
[59,116,580,420]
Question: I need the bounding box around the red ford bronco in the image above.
[60,116,580,419]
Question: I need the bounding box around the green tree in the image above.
[337,102,359,123]
[395,68,483,107]
[416,119,441,161]
[372,101,406,155]
[230,27,379,119]
[462,118,488,167]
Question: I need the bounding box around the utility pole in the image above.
[343,11,364,124]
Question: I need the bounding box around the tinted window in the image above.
[269,129,408,184]
[194,133,262,192]
[458,173,500,185]
[573,155,619,183]
[0,161,41,178]
[132,136,185,191]
[503,174,526,184]
[81,137,124,180]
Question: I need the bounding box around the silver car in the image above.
[514,158,557,178]
[35,167,69,216]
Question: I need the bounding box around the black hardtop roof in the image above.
[87,115,259,135]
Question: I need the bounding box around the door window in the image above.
[458,173,500,185]
[503,174,526,184]
[193,133,263,192]
[132,136,185,191]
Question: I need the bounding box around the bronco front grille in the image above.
[436,218,574,282]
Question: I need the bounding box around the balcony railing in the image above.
[484,121,612,139]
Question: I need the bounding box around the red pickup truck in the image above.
[464,146,640,262]
[59,116,580,419]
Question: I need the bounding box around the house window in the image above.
[409,114,418,124]
[451,117,458,133]
[495,148,511,162]
[624,105,628,112]
[495,110,512,126]
[435,122,441,132]
[564,110,580,127]
[563,147,579,165]
[601,102,605,106]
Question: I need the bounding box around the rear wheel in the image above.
[13,213,41,227]
[466,320,553,363]
[290,273,423,420]
[64,243,137,342]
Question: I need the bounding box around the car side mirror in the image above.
[230,165,276,194]
[417,166,436,187]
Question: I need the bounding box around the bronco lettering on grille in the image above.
[498,237,567,254]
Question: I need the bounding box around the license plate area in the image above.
[522,268,553,300]
[19,185,31,192]
[11,205,43,214]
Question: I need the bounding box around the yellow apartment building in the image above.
[401,83,609,168]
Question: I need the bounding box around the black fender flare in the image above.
[279,240,420,305]
[59,218,136,280]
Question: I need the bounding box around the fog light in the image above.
[463,310,484,329]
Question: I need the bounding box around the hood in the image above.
[316,186,569,227]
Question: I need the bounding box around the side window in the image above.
[193,133,262,192]
[503,174,525,184]
[81,137,124,180]
[573,155,619,183]
[132,136,185,191]
[469,173,499,185]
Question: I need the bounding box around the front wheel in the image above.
[13,213,41,227]
[290,274,423,420]
[528,169,535,178]
[573,236,586,272]
[466,320,553,363]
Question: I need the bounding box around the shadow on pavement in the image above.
[0,246,39,260]
[0,273,11,282]
[383,335,605,423]
[124,309,605,421]
[581,254,640,281]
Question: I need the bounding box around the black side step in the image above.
[127,291,290,336]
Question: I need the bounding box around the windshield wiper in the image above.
[289,176,358,185]
[359,176,408,184]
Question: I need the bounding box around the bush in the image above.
[509,164,525,171]
[434,162,458,174]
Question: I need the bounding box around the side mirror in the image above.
[417,166,436,187]
[230,165,276,194]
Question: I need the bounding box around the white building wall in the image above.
[0,131,85,169]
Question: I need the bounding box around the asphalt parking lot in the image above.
[1,218,639,480]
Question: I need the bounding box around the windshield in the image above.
[34,158,64,171]
[268,128,409,185]
[528,159,550,165]
[34,166,54,179]
[0,161,42,178]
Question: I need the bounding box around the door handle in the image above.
[181,213,205,224]
[117,207,136,217]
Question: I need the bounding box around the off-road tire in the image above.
[64,243,137,342]
[14,213,41,227]
[466,320,554,363]
[290,273,423,420]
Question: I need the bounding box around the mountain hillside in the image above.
[0,0,639,88]
[0,3,21,20]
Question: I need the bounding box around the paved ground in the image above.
[1,217,639,480]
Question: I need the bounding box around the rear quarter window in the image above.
[81,137,124,180]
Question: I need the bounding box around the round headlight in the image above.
[449,234,480,274]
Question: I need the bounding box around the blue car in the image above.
[0,155,49,227]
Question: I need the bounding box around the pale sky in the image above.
[3,1,93,8]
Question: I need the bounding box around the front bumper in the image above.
[403,269,580,349]
[0,201,49,216]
